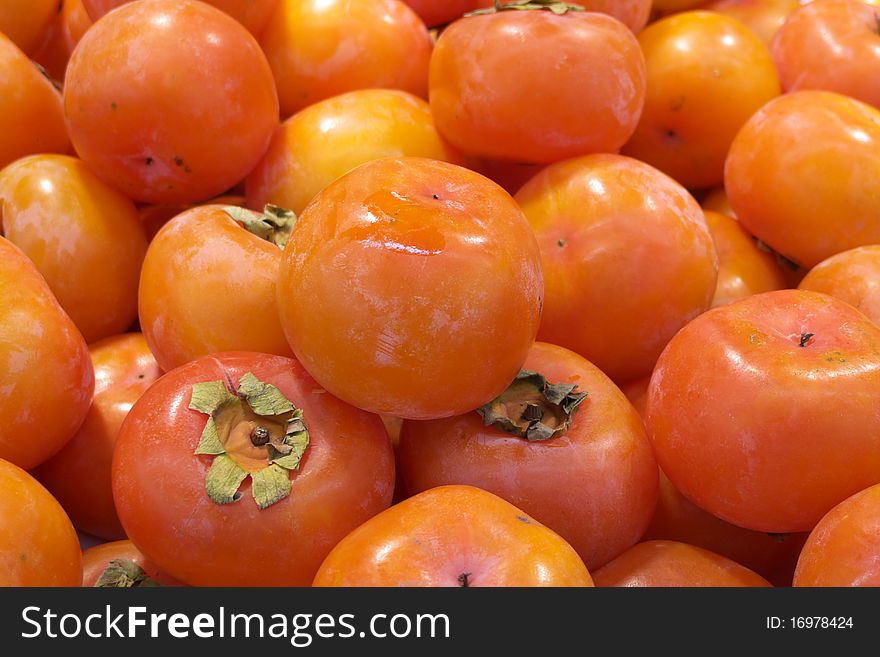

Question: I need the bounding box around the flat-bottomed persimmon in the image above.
[313,485,594,587]
[276,156,543,420]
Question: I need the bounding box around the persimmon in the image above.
[64,0,278,204]
[0,458,82,586]
[82,0,279,36]
[725,91,880,269]
[622,11,780,189]
[246,89,461,215]
[0,0,57,55]
[429,3,646,163]
[277,156,543,420]
[34,334,161,541]
[516,153,717,383]
[704,0,800,47]
[593,540,772,587]
[0,32,69,170]
[0,154,147,343]
[82,540,182,587]
[772,0,880,109]
[793,483,880,587]
[112,352,395,586]
[0,236,93,470]
[259,0,431,118]
[647,289,880,532]
[704,210,787,307]
[139,204,294,372]
[798,246,880,326]
[400,342,658,570]
[313,485,594,587]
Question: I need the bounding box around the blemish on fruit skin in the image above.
[557,238,567,248]
[670,96,685,111]
[111,102,118,110]
[145,157,153,166]
[516,515,531,524]
[173,156,192,173]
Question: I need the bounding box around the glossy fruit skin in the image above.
[32,0,94,83]
[0,458,82,586]
[400,342,657,570]
[260,0,431,118]
[0,237,93,470]
[0,154,148,343]
[793,483,880,587]
[313,485,594,586]
[704,210,787,308]
[139,205,294,372]
[704,0,800,47]
[64,0,278,204]
[772,0,880,110]
[82,0,279,35]
[429,10,646,163]
[622,11,780,189]
[246,89,461,215]
[0,33,70,171]
[647,289,880,533]
[404,0,480,26]
[593,540,772,587]
[725,91,880,270]
[34,334,161,541]
[82,540,183,587]
[798,246,880,326]
[0,0,57,54]
[516,154,717,383]
[277,157,543,420]
[112,352,395,586]
[644,470,808,585]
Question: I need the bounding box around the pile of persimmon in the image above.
[2,0,880,589]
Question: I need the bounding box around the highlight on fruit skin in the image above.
[313,485,595,587]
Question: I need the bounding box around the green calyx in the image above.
[753,238,801,272]
[190,373,309,510]
[466,1,585,17]
[477,370,587,441]
[224,204,296,249]
[94,560,162,588]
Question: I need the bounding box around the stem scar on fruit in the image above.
[467,1,586,17]
[477,370,587,441]
[94,560,162,588]
[223,204,297,249]
[189,373,309,510]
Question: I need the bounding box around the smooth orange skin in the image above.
[772,0,880,110]
[400,342,658,570]
[644,470,808,585]
[64,0,278,204]
[622,11,780,190]
[474,1,652,33]
[0,458,82,586]
[246,89,461,215]
[429,11,646,164]
[654,0,708,12]
[260,0,431,118]
[0,33,70,171]
[793,483,880,587]
[113,352,395,586]
[647,289,880,532]
[81,540,183,587]
[799,246,880,325]
[313,485,594,587]
[593,540,771,587]
[704,0,800,47]
[404,0,480,26]
[32,0,94,83]
[139,205,293,373]
[725,91,880,270]
[516,154,718,383]
[277,157,543,420]
[0,154,147,343]
[0,237,93,470]
[82,0,279,35]
[704,210,787,307]
[0,0,57,54]
[34,334,161,541]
